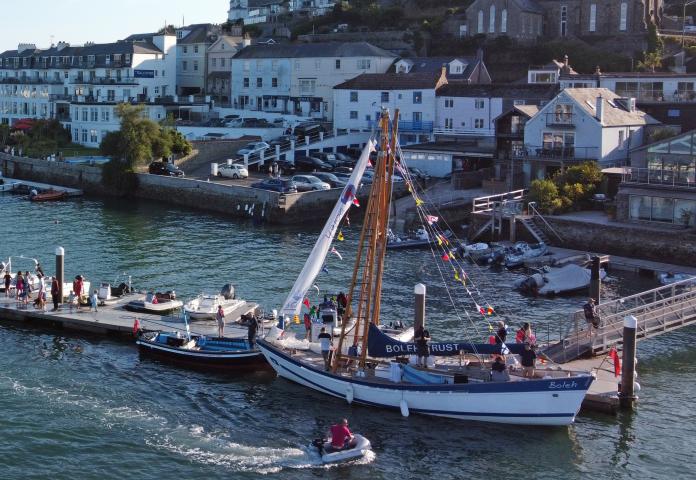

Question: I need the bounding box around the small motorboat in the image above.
[98,280,133,306]
[515,263,607,296]
[136,330,269,371]
[125,291,183,314]
[659,272,696,286]
[184,284,245,320]
[386,228,452,250]
[502,242,548,269]
[29,188,67,202]
[312,434,372,464]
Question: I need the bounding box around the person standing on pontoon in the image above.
[247,316,258,347]
[216,305,225,338]
[3,269,11,298]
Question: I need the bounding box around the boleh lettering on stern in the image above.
[548,380,579,389]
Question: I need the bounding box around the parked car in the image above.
[237,141,270,156]
[333,166,354,175]
[269,134,296,148]
[242,118,271,128]
[311,172,347,188]
[225,118,243,127]
[257,160,297,176]
[407,167,431,182]
[250,178,297,193]
[293,122,325,140]
[218,163,249,179]
[333,152,355,166]
[291,175,331,192]
[294,155,334,172]
[332,172,352,183]
[149,161,184,177]
[314,152,347,168]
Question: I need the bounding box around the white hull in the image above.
[257,340,593,426]
[184,297,245,320]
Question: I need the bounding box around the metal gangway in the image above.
[543,277,696,363]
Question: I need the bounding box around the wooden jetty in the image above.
[0,293,257,338]
[0,177,83,197]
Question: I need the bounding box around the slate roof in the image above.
[562,88,660,126]
[396,56,480,78]
[512,0,544,15]
[334,73,443,90]
[232,41,397,59]
[178,24,220,45]
[437,83,558,99]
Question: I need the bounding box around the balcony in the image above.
[545,112,574,127]
[622,167,696,188]
[368,120,433,133]
[513,145,598,163]
[0,77,63,85]
[70,76,138,85]
[615,89,696,103]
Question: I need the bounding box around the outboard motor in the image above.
[312,438,325,455]
[220,284,235,300]
[98,282,111,300]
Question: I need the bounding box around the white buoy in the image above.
[346,385,354,404]
[400,399,409,417]
[634,381,641,393]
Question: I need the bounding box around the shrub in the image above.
[529,179,562,213]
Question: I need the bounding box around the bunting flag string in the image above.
[352,197,361,207]
[330,247,343,260]
[302,298,311,309]
[337,231,345,241]
[426,215,439,225]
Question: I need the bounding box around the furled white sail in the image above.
[280,140,375,320]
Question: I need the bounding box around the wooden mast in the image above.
[332,109,397,371]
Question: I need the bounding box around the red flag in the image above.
[303,298,310,309]
[441,253,450,261]
[352,197,360,207]
[133,318,140,336]
[609,347,621,377]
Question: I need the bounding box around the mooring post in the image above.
[620,315,638,409]
[509,215,516,242]
[590,255,601,304]
[55,246,64,304]
[414,283,426,331]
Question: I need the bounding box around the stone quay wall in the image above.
[1,153,346,224]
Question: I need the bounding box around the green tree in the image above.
[637,51,662,72]
[529,179,562,214]
[0,124,10,146]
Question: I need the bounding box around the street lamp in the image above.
[683,0,696,47]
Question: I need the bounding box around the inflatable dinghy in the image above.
[312,434,371,464]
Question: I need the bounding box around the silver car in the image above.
[291,175,331,191]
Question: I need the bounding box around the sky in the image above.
[0,0,229,52]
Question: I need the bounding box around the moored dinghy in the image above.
[184,284,246,320]
[125,291,183,314]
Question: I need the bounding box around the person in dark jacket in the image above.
[495,321,507,344]
[50,277,60,311]
[520,343,537,378]
[414,325,431,367]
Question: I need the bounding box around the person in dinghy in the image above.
[328,418,354,451]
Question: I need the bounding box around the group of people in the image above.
[3,264,47,310]
[490,321,539,381]
[215,305,259,347]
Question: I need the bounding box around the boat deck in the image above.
[0,177,83,197]
[0,293,259,339]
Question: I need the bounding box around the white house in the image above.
[522,87,659,180]
[0,34,177,147]
[435,83,557,138]
[332,69,448,145]
[176,24,220,95]
[230,42,397,119]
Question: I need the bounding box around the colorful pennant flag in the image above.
[322,265,329,275]
[352,197,361,207]
[441,253,450,261]
[303,298,311,309]
[337,231,345,241]
[330,247,343,260]
[487,306,495,315]
[426,215,439,225]
[415,198,424,207]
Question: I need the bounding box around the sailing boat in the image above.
[256,110,594,426]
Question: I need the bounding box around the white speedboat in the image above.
[125,291,183,314]
[659,272,696,286]
[312,434,372,464]
[502,242,548,268]
[515,263,607,296]
[257,118,593,427]
[184,284,245,320]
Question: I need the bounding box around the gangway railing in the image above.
[472,189,525,213]
[546,277,696,362]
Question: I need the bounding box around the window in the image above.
[243,77,249,88]
[553,103,573,123]
[478,10,484,33]
[272,77,278,88]
[271,60,278,70]
[474,118,485,128]
[381,92,389,103]
[413,91,422,104]
[513,99,526,105]
[299,79,316,95]
[589,4,597,32]
[335,59,341,69]
[220,58,225,67]
[81,129,88,142]
[73,129,79,142]
[90,107,98,122]
[82,108,88,121]
[193,61,199,72]
[294,60,300,71]
[350,111,358,119]
[101,109,110,122]
[244,61,250,72]
[445,118,453,129]
[350,91,358,102]
[212,58,217,67]
[619,130,626,149]
[257,78,262,88]
[314,59,321,70]
[501,9,507,33]
[489,5,496,33]
[183,46,188,54]
[560,6,567,37]
[475,99,485,109]
[444,98,454,108]
[413,112,422,123]
[194,45,199,54]
[90,129,98,143]
[357,59,371,69]
[619,2,627,31]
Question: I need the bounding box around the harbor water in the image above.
[1,193,694,479]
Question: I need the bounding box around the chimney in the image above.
[563,54,569,68]
[595,65,601,75]
[596,96,604,124]
[242,33,251,48]
[441,63,448,79]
